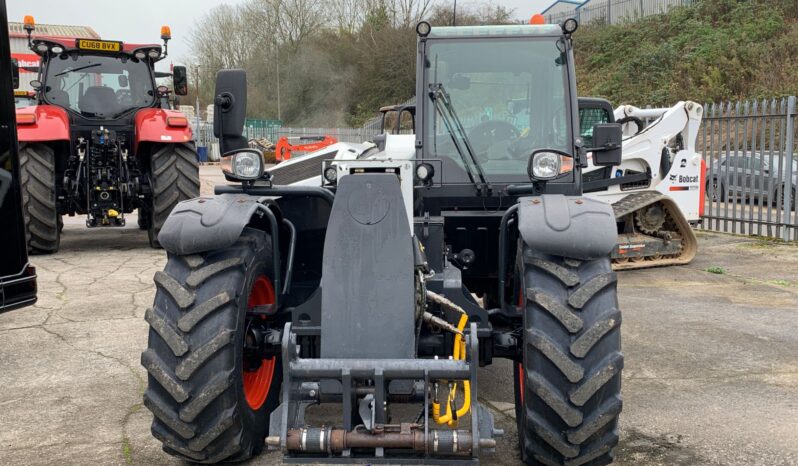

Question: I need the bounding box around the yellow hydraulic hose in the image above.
[432,313,471,427]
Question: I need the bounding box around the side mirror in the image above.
[213,69,248,155]
[172,65,188,96]
[11,59,19,89]
[590,123,622,166]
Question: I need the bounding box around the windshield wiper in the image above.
[55,63,101,76]
[428,83,491,195]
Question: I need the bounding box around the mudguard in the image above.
[157,194,267,255]
[15,105,70,142]
[134,108,193,152]
[517,194,616,260]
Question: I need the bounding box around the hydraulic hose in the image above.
[432,312,471,428]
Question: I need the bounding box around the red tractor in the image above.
[13,15,199,252]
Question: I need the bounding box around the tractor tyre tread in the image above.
[516,252,623,466]
[143,228,280,463]
[149,143,200,248]
[19,143,60,254]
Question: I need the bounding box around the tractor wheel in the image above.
[513,247,623,466]
[19,143,60,254]
[142,227,282,463]
[148,143,200,248]
[138,208,150,230]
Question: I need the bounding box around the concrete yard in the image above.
[1,167,797,465]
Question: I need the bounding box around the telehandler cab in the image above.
[143,18,624,465]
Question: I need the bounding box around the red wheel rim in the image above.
[243,275,276,410]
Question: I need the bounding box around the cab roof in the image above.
[427,24,564,39]
[30,36,162,57]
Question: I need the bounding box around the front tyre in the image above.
[148,143,200,248]
[19,143,60,254]
[142,228,282,463]
[514,247,623,466]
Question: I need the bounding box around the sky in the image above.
[9,0,553,68]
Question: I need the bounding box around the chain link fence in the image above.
[545,0,694,26]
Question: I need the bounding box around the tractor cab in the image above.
[21,22,186,123]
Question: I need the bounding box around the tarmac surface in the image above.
[0,166,797,465]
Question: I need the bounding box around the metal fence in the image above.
[545,0,694,26]
[699,96,798,241]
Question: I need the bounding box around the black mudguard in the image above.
[517,194,616,260]
[158,194,269,255]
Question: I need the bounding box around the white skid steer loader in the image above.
[580,98,705,269]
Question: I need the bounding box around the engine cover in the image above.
[320,173,415,359]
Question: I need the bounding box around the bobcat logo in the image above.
[669,174,677,181]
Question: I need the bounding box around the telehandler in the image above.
[143,18,624,465]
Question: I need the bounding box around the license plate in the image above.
[76,39,122,52]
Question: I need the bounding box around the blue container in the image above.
[197,146,208,163]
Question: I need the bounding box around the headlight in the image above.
[134,51,146,60]
[148,49,161,59]
[35,43,49,53]
[323,166,338,184]
[562,18,578,34]
[416,21,431,37]
[528,150,574,180]
[51,45,64,54]
[221,149,264,180]
[415,162,434,183]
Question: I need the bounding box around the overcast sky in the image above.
[9,0,553,68]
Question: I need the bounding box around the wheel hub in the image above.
[634,203,666,235]
[243,275,277,410]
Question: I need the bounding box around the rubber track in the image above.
[19,143,60,253]
[520,253,623,465]
[611,191,698,270]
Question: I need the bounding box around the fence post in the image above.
[782,95,796,240]
[607,1,612,24]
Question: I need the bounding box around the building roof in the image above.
[541,0,585,14]
[8,21,99,39]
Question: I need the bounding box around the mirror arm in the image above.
[585,142,621,152]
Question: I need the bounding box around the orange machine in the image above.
[275,135,337,162]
